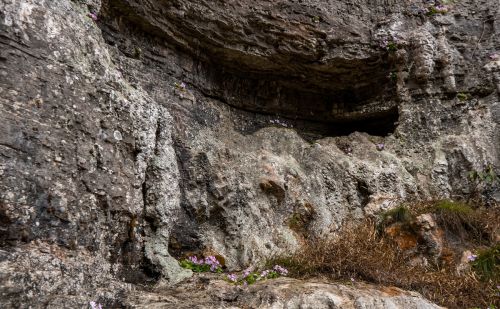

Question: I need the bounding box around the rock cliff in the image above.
[0,0,498,307]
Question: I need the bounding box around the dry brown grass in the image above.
[270,202,500,308]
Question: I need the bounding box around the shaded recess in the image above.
[100,0,399,137]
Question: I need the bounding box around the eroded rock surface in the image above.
[0,0,499,307]
[126,275,443,309]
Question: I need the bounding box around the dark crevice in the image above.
[199,87,399,139]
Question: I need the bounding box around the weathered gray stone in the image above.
[125,276,444,309]
[0,0,498,307]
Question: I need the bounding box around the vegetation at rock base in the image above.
[226,265,288,286]
[269,200,500,308]
[472,244,500,281]
[180,255,289,286]
[379,205,413,227]
[180,255,223,273]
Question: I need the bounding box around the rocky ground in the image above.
[0,0,498,307]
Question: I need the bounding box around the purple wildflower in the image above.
[188,256,203,265]
[260,270,271,278]
[273,265,288,276]
[88,12,98,21]
[489,53,499,61]
[90,301,102,309]
[243,267,253,278]
[467,254,477,262]
[376,143,385,151]
[379,39,388,49]
[435,5,447,11]
[204,255,221,272]
[227,273,238,282]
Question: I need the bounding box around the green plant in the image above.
[435,199,473,214]
[226,265,288,285]
[426,5,448,16]
[472,244,500,280]
[386,42,398,52]
[468,165,498,203]
[379,206,412,227]
[180,256,223,273]
[469,165,498,185]
[457,92,469,101]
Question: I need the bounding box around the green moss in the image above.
[380,206,412,226]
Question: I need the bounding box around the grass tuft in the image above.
[380,206,413,226]
[433,200,491,244]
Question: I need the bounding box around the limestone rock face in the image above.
[0,0,498,307]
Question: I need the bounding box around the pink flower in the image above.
[227,273,238,282]
[188,256,203,265]
[90,301,103,309]
[273,265,288,276]
[467,254,477,262]
[243,267,253,278]
[204,255,221,271]
[88,12,98,21]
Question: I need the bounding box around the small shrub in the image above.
[472,244,500,280]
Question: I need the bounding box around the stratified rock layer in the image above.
[0,0,499,307]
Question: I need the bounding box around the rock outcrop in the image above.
[126,275,443,309]
[0,0,498,307]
